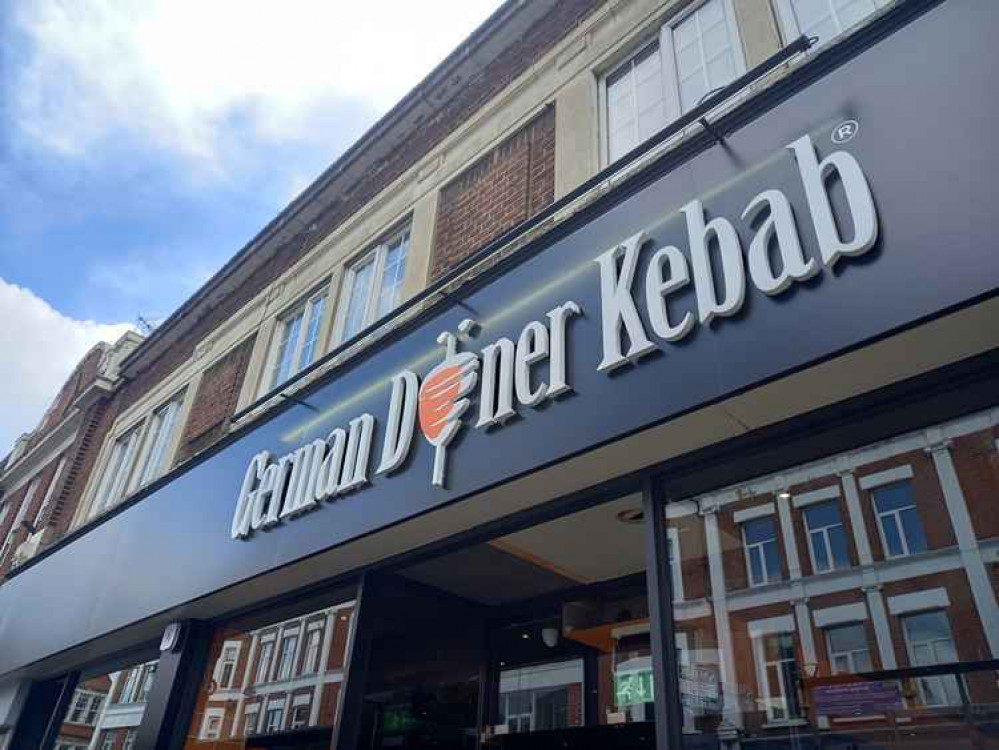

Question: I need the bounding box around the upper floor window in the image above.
[0,475,39,565]
[67,690,103,725]
[826,623,872,674]
[302,624,323,675]
[872,481,927,559]
[337,226,411,342]
[276,632,299,681]
[92,426,142,516]
[267,287,329,391]
[742,516,782,587]
[903,610,961,707]
[803,500,850,573]
[775,0,888,50]
[264,703,285,734]
[216,642,241,689]
[754,632,802,721]
[604,0,745,163]
[256,639,275,684]
[122,731,136,750]
[137,390,186,487]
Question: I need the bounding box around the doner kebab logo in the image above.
[418,319,479,487]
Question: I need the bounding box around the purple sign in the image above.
[813,681,902,717]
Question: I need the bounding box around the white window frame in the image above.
[751,629,801,722]
[33,455,68,529]
[261,285,331,394]
[332,225,412,344]
[599,0,747,166]
[67,689,104,726]
[264,701,285,734]
[825,623,872,675]
[803,500,849,573]
[276,632,299,682]
[215,640,242,689]
[256,637,276,684]
[871,481,925,559]
[742,516,782,587]
[0,475,39,564]
[100,735,114,750]
[243,704,261,737]
[289,698,311,729]
[774,0,890,51]
[301,622,324,676]
[122,730,136,750]
[118,667,142,704]
[666,527,684,601]
[90,424,144,518]
[901,610,962,707]
[200,707,226,740]
[135,389,187,488]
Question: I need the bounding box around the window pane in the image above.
[811,529,830,571]
[671,0,740,112]
[299,294,327,369]
[270,309,304,387]
[880,514,904,557]
[138,393,184,486]
[743,517,777,544]
[900,506,929,553]
[375,232,410,319]
[872,481,915,513]
[342,257,375,340]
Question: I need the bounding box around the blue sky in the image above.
[0,0,502,450]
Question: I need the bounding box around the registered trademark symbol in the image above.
[831,120,859,144]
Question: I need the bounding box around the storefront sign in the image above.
[813,680,903,717]
[231,133,877,540]
[1,0,995,680]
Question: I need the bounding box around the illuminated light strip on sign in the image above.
[232,133,878,540]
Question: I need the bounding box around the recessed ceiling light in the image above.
[777,491,791,500]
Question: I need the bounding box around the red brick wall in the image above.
[176,335,257,464]
[430,105,556,280]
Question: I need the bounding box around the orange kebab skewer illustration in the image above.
[418,319,479,487]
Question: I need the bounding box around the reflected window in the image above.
[183,598,354,748]
[264,702,284,733]
[873,481,928,558]
[903,611,962,707]
[826,623,872,674]
[742,516,783,586]
[803,501,850,572]
[256,639,275,684]
[54,659,158,750]
[754,632,802,721]
[499,660,583,733]
[302,623,323,675]
[216,642,240,689]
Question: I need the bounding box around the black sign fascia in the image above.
[0,0,997,677]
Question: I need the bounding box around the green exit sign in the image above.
[615,669,654,706]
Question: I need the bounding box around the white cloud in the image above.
[0,278,134,452]
[11,0,503,174]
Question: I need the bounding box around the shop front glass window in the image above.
[52,656,160,750]
[181,589,355,749]
[661,406,999,748]
[379,494,656,750]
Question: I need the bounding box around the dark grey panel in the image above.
[0,0,996,676]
